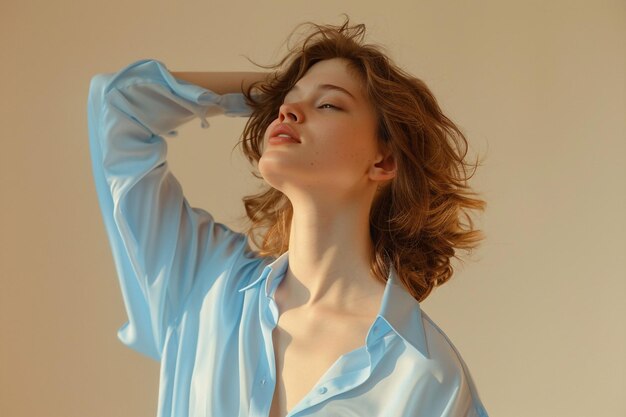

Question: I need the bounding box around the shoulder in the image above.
[419,309,490,416]
[421,310,467,370]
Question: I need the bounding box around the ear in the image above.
[369,151,397,182]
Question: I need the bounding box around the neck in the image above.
[280,189,385,313]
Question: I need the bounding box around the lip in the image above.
[269,124,301,143]
[269,136,300,145]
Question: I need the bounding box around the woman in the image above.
[87,16,489,417]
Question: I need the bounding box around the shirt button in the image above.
[317,386,327,394]
[261,379,266,385]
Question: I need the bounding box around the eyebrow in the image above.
[287,83,356,101]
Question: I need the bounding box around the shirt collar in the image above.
[238,251,429,359]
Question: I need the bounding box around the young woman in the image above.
[87,16,489,417]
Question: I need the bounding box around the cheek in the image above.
[316,131,376,170]
[260,123,281,153]
[262,121,275,142]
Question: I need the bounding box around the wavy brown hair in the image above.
[235,15,486,302]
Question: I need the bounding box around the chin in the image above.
[258,161,283,190]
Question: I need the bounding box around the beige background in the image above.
[1,1,624,416]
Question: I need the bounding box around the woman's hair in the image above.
[236,14,486,302]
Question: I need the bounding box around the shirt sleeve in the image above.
[86,58,260,361]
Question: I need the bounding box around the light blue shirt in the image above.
[87,58,489,417]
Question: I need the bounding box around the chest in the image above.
[267,309,373,417]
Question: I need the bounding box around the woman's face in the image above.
[259,57,383,202]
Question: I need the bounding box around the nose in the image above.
[278,102,302,123]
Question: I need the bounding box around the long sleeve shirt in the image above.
[86,58,490,417]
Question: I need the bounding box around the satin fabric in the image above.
[86,58,489,417]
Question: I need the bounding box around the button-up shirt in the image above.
[87,58,489,417]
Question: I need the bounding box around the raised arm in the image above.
[87,58,269,361]
[170,70,269,95]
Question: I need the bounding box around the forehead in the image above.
[290,58,365,96]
